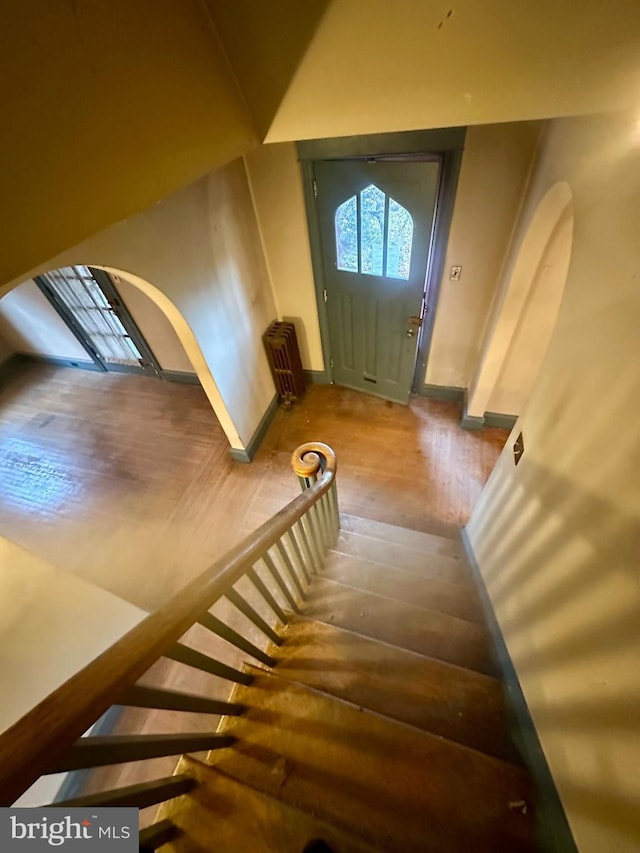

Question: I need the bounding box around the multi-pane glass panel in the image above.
[335,195,358,272]
[360,184,385,276]
[334,184,413,280]
[386,198,414,279]
[43,266,143,365]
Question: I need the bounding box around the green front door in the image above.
[315,158,440,403]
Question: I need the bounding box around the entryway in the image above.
[300,128,464,405]
[314,158,439,403]
[36,266,161,376]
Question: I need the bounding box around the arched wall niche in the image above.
[467,181,574,419]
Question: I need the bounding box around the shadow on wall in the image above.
[470,375,640,849]
[470,181,575,418]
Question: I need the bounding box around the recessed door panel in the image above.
[338,291,355,372]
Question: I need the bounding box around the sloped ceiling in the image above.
[209,0,640,142]
[205,0,330,140]
[4,0,640,288]
[0,0,255,288]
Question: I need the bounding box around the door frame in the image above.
[35,267,162,377]
[298,127,465,393]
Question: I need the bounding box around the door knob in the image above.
[406,315,422,337]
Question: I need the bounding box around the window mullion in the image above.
[382,195,390,278]
[356,191,362,274]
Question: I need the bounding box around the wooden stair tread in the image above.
[323,551,485,624]
[159,755,378,853]
[341,513,463,558]
[214,672,535,853]
[272,617,519,763]
[332,530,473,586]
[304,577,498,676]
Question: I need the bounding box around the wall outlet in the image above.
[449,265,462,281]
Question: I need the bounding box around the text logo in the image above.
[1,809,138,851]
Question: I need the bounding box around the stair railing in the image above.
[0,442,338,847]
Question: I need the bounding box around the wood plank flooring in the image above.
[0,361,507,611]
[0,362,509,812]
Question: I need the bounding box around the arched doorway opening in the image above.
[0,265,242,450]
[0,264,253,611]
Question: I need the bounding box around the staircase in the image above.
[156,514,535,852]
[0,443,537,852]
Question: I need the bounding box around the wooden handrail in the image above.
[0,442,336,805]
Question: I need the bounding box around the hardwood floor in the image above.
[1,361,509,813]
[0,361,507,611]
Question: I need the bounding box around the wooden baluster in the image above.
[51,734,235,772]
[316,494,334,549]
[327,479,341,541]
[310,501,329,553]
[118,684,244,716]
[246,566,288,623]
[300,512,323,572]
[284,528,310,585]
[297,469,328,553]
[198,613,275,667]
[50,774,197,809]
[261,553,301,613]
[225,587,283,645]
[273,539,305,599]
[292,520,315,579]
[139,819,182,852]
[165,643,253,685]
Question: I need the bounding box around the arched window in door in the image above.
[335,184,413,280]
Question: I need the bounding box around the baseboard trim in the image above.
[460,390,484,430]
[230,394,279,464]
[14,352,102,373]
[417,383,465,402]
[460,393,519,431]
[460,528,578,853]
[304,369,331,385]
[230,447,252,463]
[160,369,200,386]
[484,411,518,430]
[8,354,203,387]
[51,706,124,805]
[460,410,485,430]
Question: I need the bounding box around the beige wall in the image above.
[245,143,323,370]
[426,122,541,388]
[112,274,195,374]
[0,280,91,362]
[2,159,277,451]
[262,0,640,142]
[0,536,145,804]
[466,111,640,853]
